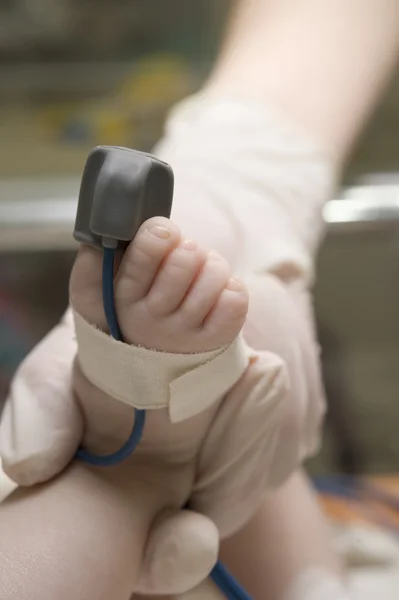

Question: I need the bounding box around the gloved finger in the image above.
[136,508,219,595]
[243,273,326,486]
[133,577,224,600]
[190,351,288,539]
[0,309,83,486]
[191,272,326,539]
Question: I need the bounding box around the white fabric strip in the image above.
[73,311,254,423]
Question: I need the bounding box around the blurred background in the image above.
[0,0,229,401]
[1,1,399,567]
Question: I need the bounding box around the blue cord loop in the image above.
[75,246,146,466]
[76,244,253,600]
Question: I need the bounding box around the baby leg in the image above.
[220,470,348,600]
[0,462,150,600]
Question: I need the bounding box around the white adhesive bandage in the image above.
[73,311,254,423]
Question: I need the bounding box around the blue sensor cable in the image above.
[75,247,146,466]
[76,245,253,600]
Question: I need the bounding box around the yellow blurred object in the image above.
[118,53,191,107]
[37,103,82,136]
[95,109,133,146]
[29,53,194,155]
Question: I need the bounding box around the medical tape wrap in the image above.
[73,310,254,423]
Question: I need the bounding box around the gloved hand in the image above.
[0,94,332,599]
[0,215,289,597]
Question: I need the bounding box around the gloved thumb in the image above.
[136,508,219,595]
[0,309,82,486]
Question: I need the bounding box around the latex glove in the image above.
[0,233,287,594]
[0,271,321,540]
[1,93,331,534]
[0,302,225,596]
[0,93,332,600]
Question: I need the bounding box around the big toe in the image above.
[69,218,181,333]
[114,217,181,308]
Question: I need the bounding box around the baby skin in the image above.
[70,214,250,455]
[71,216,252,591]
[1,216,287,600]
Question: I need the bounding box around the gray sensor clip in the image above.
[73,146,174,250]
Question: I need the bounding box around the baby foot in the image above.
[70,217,248,354]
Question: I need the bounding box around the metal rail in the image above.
[0,182,399,252]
